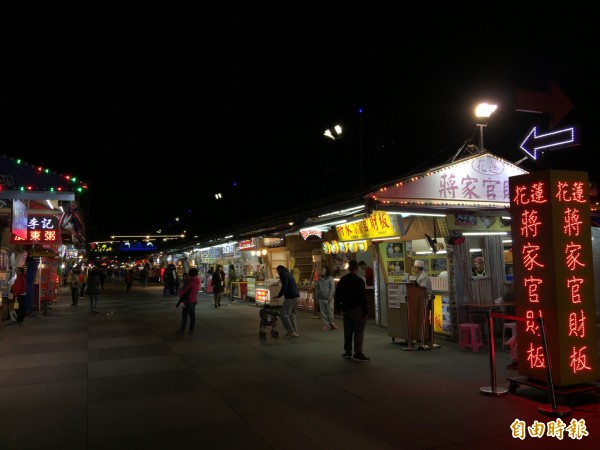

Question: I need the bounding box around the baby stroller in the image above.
[259,303,280,339]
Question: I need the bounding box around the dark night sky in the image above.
[1,4,596,243]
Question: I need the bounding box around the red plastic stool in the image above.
[458,323,483,352]
[502,322,517,349]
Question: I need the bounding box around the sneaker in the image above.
[321,325,331,331]
[330,324,337,330]
[342,352,352,359]
[284,331,295,338]
[353,353,371,362]
[291,331,299,337]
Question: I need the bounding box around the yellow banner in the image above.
[335,211,400,241]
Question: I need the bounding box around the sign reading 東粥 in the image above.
[10,213,62,245]
[509,170,598,386]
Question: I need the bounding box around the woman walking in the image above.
[211,265,225,308]
[176,267,200,334]
[86,267,102,313]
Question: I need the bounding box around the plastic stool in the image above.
[502,322,517,349]
[458,323,483,352]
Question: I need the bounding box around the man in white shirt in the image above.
[413,260,432,300]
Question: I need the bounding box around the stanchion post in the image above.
[536,317,571,417]
[480,309,508,396]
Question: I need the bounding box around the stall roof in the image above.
[364,152,529,216]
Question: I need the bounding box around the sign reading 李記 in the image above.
[10,214,62,245]
[509,170,599,386]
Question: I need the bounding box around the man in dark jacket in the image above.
[273,265,300,338]
[334,260,370,361]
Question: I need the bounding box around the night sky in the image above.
[2,4,596,243]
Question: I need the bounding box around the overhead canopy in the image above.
[364,152,529,215]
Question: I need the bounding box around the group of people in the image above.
[67,267,102,313]
[174,263,236,333]
[272,260,371,362]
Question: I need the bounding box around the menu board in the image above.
[387,283,407,308]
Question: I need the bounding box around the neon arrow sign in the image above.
[519,125,580,160]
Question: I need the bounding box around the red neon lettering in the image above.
[563,208,582,237]
[520,209,541,238]
[567,310,586,338]
[530,182,548,204]
[525,309,542,335]
[566,276,584,304]
[524,276,543,303]
[569,346,592,373]
[513,185,529,205]
[565,242,585,271]
[522,243,545,271]
[526,342,546,369]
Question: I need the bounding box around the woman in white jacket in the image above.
[315,266,337,331]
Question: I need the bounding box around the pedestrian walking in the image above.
[176,267,200,334]
[67,269,81,306]
[273,265,300,338]
[315,266,336,331]
[86,267,102,313]
[211,265,225,308]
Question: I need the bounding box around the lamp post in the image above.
[324,108,365,187]
[474,102,497,150]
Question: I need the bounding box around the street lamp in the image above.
[474,102,497,150]
[323,124,343,140]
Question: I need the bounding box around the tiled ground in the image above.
[1,279,599,449]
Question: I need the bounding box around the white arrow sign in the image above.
[519,125,580,160]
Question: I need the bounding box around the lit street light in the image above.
[323,108,365,187]
[323,124,343,140]
[474,102,498,150]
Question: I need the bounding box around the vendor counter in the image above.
[387,282,431,348]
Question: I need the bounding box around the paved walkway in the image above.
[1,279,598,449]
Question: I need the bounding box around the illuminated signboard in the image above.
[10,214,62,245]
[509,170,599,386]
[335,211,399,241]
[12,199,28,239]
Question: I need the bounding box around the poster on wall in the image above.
[379,242,407,283]
[433,294,451,335]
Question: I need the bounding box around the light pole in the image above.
[474,102,497,150]
[324,108,365,187]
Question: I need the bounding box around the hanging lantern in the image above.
[330,240,340,254]
[339,241,348,253]
[358,240,369,252]
[322,242,332,255]
[348,242,359,253]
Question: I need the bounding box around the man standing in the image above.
[334,260,370,362]
[358,261,374,286]
[273,265,300,338]
[413,260,432,299]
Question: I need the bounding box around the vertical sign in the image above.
[509,170,598,386]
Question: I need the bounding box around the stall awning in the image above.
[364,152,529,213]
